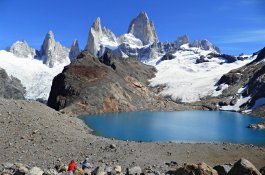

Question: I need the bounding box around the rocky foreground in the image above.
[1,158,265,175]
[0,98,265,174]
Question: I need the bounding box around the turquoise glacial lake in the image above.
[80,111,265,145]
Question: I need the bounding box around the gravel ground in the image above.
[0,98,264,172]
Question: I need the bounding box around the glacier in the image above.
[148,45,253,103]
[0,50,67,100]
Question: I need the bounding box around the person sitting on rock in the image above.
[68,160,77,172]
[82,158,91,169]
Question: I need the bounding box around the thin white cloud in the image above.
[218,29,265,44]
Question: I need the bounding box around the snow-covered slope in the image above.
[148,46,252,103]
[0,50,67,100]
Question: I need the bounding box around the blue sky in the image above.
[0,0,264,55]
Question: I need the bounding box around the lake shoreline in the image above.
[0,98,264,172]
[80,111,265,144]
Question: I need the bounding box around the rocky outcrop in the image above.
[248,122,265,129]
[190,39,220,53]
[0,68,25,99]
[47,51,186,115]
[40,31,70,68]
[160,51,176,61]
[213,47,265,113]
[207,53,240,63]
[228,158,261,175]
[69,39,80,61]
[176,35,189,47]
[128,11,158,45]
[8,40,36,58]
[196,55,209,64]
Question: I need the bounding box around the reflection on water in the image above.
[80,111,265,145]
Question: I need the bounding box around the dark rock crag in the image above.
[47,51,187,115]
[0,68,25,99]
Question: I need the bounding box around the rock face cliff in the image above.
[40,31,70,68]
[128,11,158,45]
[0,68,25,99]
[47,51,187,115]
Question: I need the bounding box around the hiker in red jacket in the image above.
[68,160,77,172]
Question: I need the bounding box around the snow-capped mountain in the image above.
[0,11,253,105]
[8,40,36,58]
[86,12,221,61]
[0,31,80,101]
[39,31,71,68]
[83,11,253,103]
[0,50,66,100]
[128,11,158,45]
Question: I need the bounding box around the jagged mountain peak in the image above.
[176,35,189,46]
[138,11,149,20]
[92,17,102,32]
[47,30,55,38]
[40,30,70,68]
[190,39,220,53]
[86,17,104,57]
[69,39,80,61]
[8,40,36,58]
[128,11,158,45]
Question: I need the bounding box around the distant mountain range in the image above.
[1,11,265,117]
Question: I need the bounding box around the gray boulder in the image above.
[29,167,44,175]
[228,158,261,175]
[128,166,142,175]
[14,166,29,175]
[169,162,218,175]
[213,164,232,175]
[128,11,158,45]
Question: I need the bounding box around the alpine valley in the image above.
[1,12,264,119]
[1,9,265,174]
